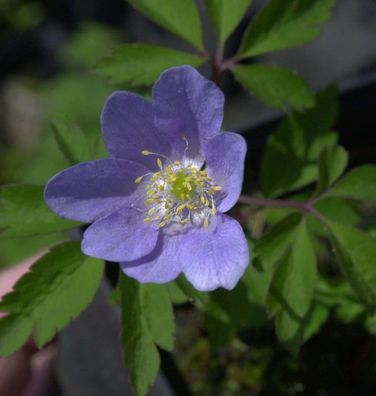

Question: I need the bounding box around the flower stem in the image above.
[238,194,326,223]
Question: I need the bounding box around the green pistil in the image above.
[171,170,195,200]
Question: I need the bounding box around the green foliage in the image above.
[233,64,314,111]
[313,197,360,226]
[239,0,336,58]
[260,86,338,197]
[0,185,79,239]
[59,22,120,68]
[326,165,376,201]
[270,220,317,353]
[95,44,205,86]
[204,0,252,43]
[204,280,267,347]
[314,144,348,196]
[253,212,302,271]
[326,221,376,311]
[126,0,204,50]
[51,121,92,165]
[120,275,175,396]
[0,242,104,355]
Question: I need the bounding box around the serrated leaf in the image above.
[95,43,205,86]
[239,0,336,58]
[204,0,252,43]
[260,86,339,197]
[271,221,317,350]
[326,221,376,310]
[314,144,348,196]
[233,64,314,111]
[0,314,33,356]
[120,275,175,396]
[52,120,92,165]
[127,0,204,50]
[254,212,302,271]
[326,165,376,201]
[0,185,79,239]
[0,242,104,354]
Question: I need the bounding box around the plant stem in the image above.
[238,194,326,223]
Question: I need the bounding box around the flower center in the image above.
[135,151,222,229]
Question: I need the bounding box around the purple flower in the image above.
[44,66,249,291]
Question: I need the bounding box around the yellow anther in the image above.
[213,186,222,191]
[158,221,167,228]
[144,198,155,205]
[200,196,206,204]
[157,158,163,169]
[211,207,217,215]
[144,218,152,223]
[142,150,152,155]
[174,161,180,165]
[176,204,186,213]
[134,176,143,184]
[148,207,155,216]
[204,218,209,228]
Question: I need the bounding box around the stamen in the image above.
[136,146,222,229]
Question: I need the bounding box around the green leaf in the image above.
[0,185,79,239]
[260,86,339,197]
[326,165,376,201]
[167,282,189,304]
[120,275,175,396]
[326,221,376,310]
[0,315,33,356]
[253,212,302,271]
[0,242,104,354]
[204,0,252,43]
[271,221,317,349]
[95,43,205,86]
[205,280,267,347]
[233,64,314,111]
[126,0,204,50]
[51,120,92,165]
[142,284,174,351]
[239,0,336,58]
[308,197,360,240]
[315,144,348,196]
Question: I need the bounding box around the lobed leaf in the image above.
[233,64,314,111]
[239,0,336,58]
[204,0,252,43]
[314,144,348,196]
[326,165,376,202]
[120,275,175,396]
[253,212,302,271]
[260,86,339,197]
[0,242,104,355]
[95,43,205,86]
[126,0,204,50]
[0,185,79,239]
[326,221,376,310]
[271,220,317,352]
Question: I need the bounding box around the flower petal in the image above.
[153,66,224,160]
[82,206,159,262]
[44,158,147,223]
[101,91,171,169]
[180,215,249,291]
[121,233,182,283]
[205,132,247,213]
